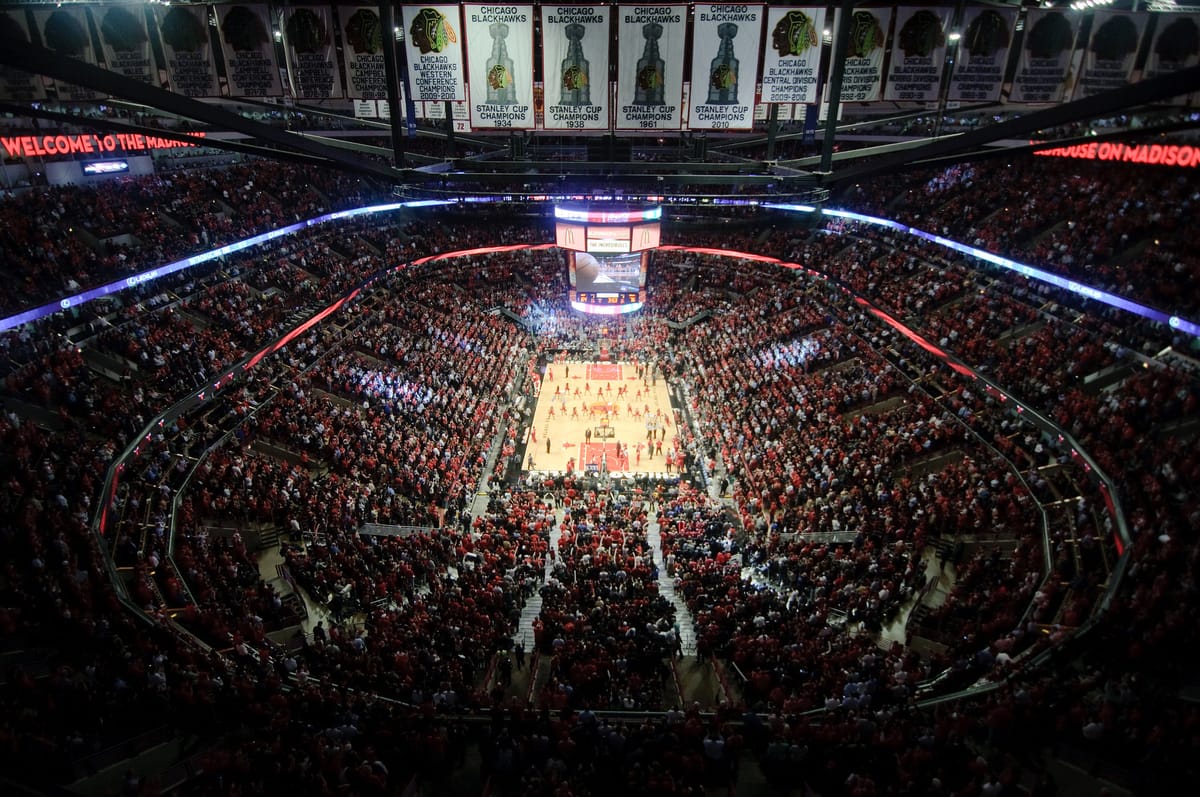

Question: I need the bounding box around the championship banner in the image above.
[214,4,284,97]
[282,6,344,99]
[95,5,155,85]
[541,5,610,130]
[0,9,46,101]
[688,4,765,130]
[948,5,1018,103]
[1142,14,1200,106]
[761,7,825,105]
[337,6,387,99]
[464,4,534,129]
[615,4,686,130]
[32,5,102,101]
[823,7,893,104]
[1072,11,1150,100]
[154,4,220,98]
[401,4,467,102]
[884,6,953,102]
[1010,8,1080,103]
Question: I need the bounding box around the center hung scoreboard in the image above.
[554,205,661,315]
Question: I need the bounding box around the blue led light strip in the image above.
[0,200,442,333]
[6,196,1193,340]
[763,203,1200,340]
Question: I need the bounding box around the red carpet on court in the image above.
[587,363,622,381]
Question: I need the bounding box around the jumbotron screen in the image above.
[568,251,647,315]
[556,205,659,315]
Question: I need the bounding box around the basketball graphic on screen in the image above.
[575,252,601,285]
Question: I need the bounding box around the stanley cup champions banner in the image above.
[1010,8,1080,103]
[761,7,825,105]
[884,6,953,102]
[464,4,534,129]
[215,4,284,97]
[688,4,765,130]
[541,5,610,130]
[33,5,102,101]
[1071,10,1150,100]
[338,6,387,99]
[0,9,46,101]
[155,4,220,97]
[1142,14,1200,106]
[824,7,893,104]
[401,4,467,101]
[616,4,687,130]
[948,5,1018,103]
[282,6,344,99]
[95,4,155,85]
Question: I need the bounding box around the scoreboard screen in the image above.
[556,205,659,315]
[568,251,648,316]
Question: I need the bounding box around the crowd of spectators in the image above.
[837,154,1200,318]
[0,159,391,315]
[537,488,679,711]
[0,149,1197,796]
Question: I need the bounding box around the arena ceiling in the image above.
[2,1,1199,202]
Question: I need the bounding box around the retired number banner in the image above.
[0,9,46,101]
[338,6,387,99]
[1010,8,1080,103]
[948,5,1018,103]
[688,4,764,130]
[616,4,687,130]
[541,5,610,130]
[884,6,952,102]
[761,7,825,105]
[402,4,467,101]
[1071,11,1150,100]
[464,4,534,129]
[215,4,284,97]
[282,6,344,99]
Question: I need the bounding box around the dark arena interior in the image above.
[1,2,1199,795]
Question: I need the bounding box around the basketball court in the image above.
[525,360,680,476]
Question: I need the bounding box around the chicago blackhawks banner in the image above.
[95,4,155,85]
[32,5,102,100]
[688,3,764,130]
[282,6,344,99]
[761,6,825,105]
[0,9,46,101]
[402,4,467,101]
[464,4,534,129]
[824,7,893,104]
[541,5,610,130]
[616,4,687,130]
[215,3,284,97]
[947,5,1018,103]
[1071,11,1150,100]
[1142,13,1200,106]
[154,3,220,98]
[884,6,952,102]
[1010,8,1080,103]
[338,6,387,99]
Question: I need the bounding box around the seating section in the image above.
[0,153,1196,794]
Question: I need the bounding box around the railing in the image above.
[357,523,437,538]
